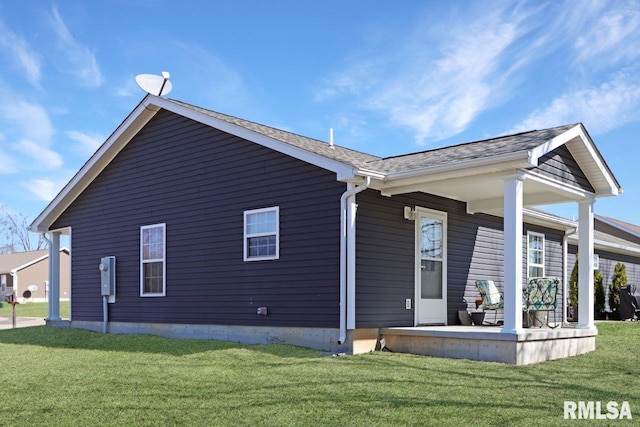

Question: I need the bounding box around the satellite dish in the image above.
[135,72,172,96]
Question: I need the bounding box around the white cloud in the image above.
[0,99,54,143]
[0,97,64,170]
[574,2,640,65]
[25,178,63,202]
[48,6,104,88]
[0,18,42,87]
[313,1,640,145]
[0,149,18,174]
[15,140,63,169]
[315,2,540,144]
[66,130,104,155]
[173,41,249,109]
[314,60,379,102]
[114,75,141,97]
[368,7,530,143]
[509,71,640,134]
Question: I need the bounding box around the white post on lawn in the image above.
[502,173,524,333]
[46,231,61,321]
[577,199,595,329]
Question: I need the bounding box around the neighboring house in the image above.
[567,215,640,295]
[30,95,622,364]
[0,249,70,302]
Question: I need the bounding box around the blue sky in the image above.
[1,0,639,229]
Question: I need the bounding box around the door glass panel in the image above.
[421,260,443,298]
[420,217,443,258]
[420,216,443,300]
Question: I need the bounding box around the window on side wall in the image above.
[527,231,544,279]
[244,207,279,261]
[140,223,166,296]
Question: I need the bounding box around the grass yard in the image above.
[0,301,69,318]
[0,322,638,426]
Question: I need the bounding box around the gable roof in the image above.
[30,95,622,232]
[596,215,640,239]
[0,249,69,274]
[368,125,578,173]
[169,99,382,171]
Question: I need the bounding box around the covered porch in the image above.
[357,124,621,363]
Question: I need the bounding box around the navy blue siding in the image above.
[356,189,565,327]
[568,247,640,286]
[52,109,345,327]
[534,145,595,192]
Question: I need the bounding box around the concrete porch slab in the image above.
[379,325,597,364]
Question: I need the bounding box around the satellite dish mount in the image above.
[135,71,173,96]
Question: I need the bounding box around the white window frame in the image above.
[140,223,166,297]
[244,207,279,261]
[527,231,545,278]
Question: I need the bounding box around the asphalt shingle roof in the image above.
[168,99,578,175]
[0,250,48,273]
[168,99,382,170]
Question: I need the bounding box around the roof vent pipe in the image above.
[329,128,334,148]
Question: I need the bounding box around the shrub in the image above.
[594,269,605,313]
[610,262,628,313]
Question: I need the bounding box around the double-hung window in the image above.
[244,207,279,261]
[527,232,544,279]
[141,223,166,296]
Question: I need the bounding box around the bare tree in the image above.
[0,204,47,253]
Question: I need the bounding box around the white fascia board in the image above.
[382,151,532,193]
[527,124,583,165]
[595,214,640,240]
[530,124,620,197]
[153,97,358,182]
[570,126,620,196]
[30,96,161,232]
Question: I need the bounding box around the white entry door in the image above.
[416,208,447,325]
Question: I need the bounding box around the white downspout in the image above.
[338,177,370,345]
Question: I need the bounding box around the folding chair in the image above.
[475,280,504,325]
[524,277,560,328]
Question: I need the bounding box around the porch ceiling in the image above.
[376,168,592,215]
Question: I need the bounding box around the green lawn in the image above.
[0,322,638,426]
[0,301,69,318]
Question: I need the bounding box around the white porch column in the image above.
[577,199,595,329]
[502,174,524,333]
[47,231,61,321]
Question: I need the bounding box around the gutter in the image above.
[338,177,370,345]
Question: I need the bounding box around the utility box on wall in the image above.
[99,256,116,303]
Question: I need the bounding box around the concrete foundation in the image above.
[47,320,360,354]
[380,325,597,364]
[44,320,596,364]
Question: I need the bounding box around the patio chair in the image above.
[475,280,504,325]
[524,277,560,328]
